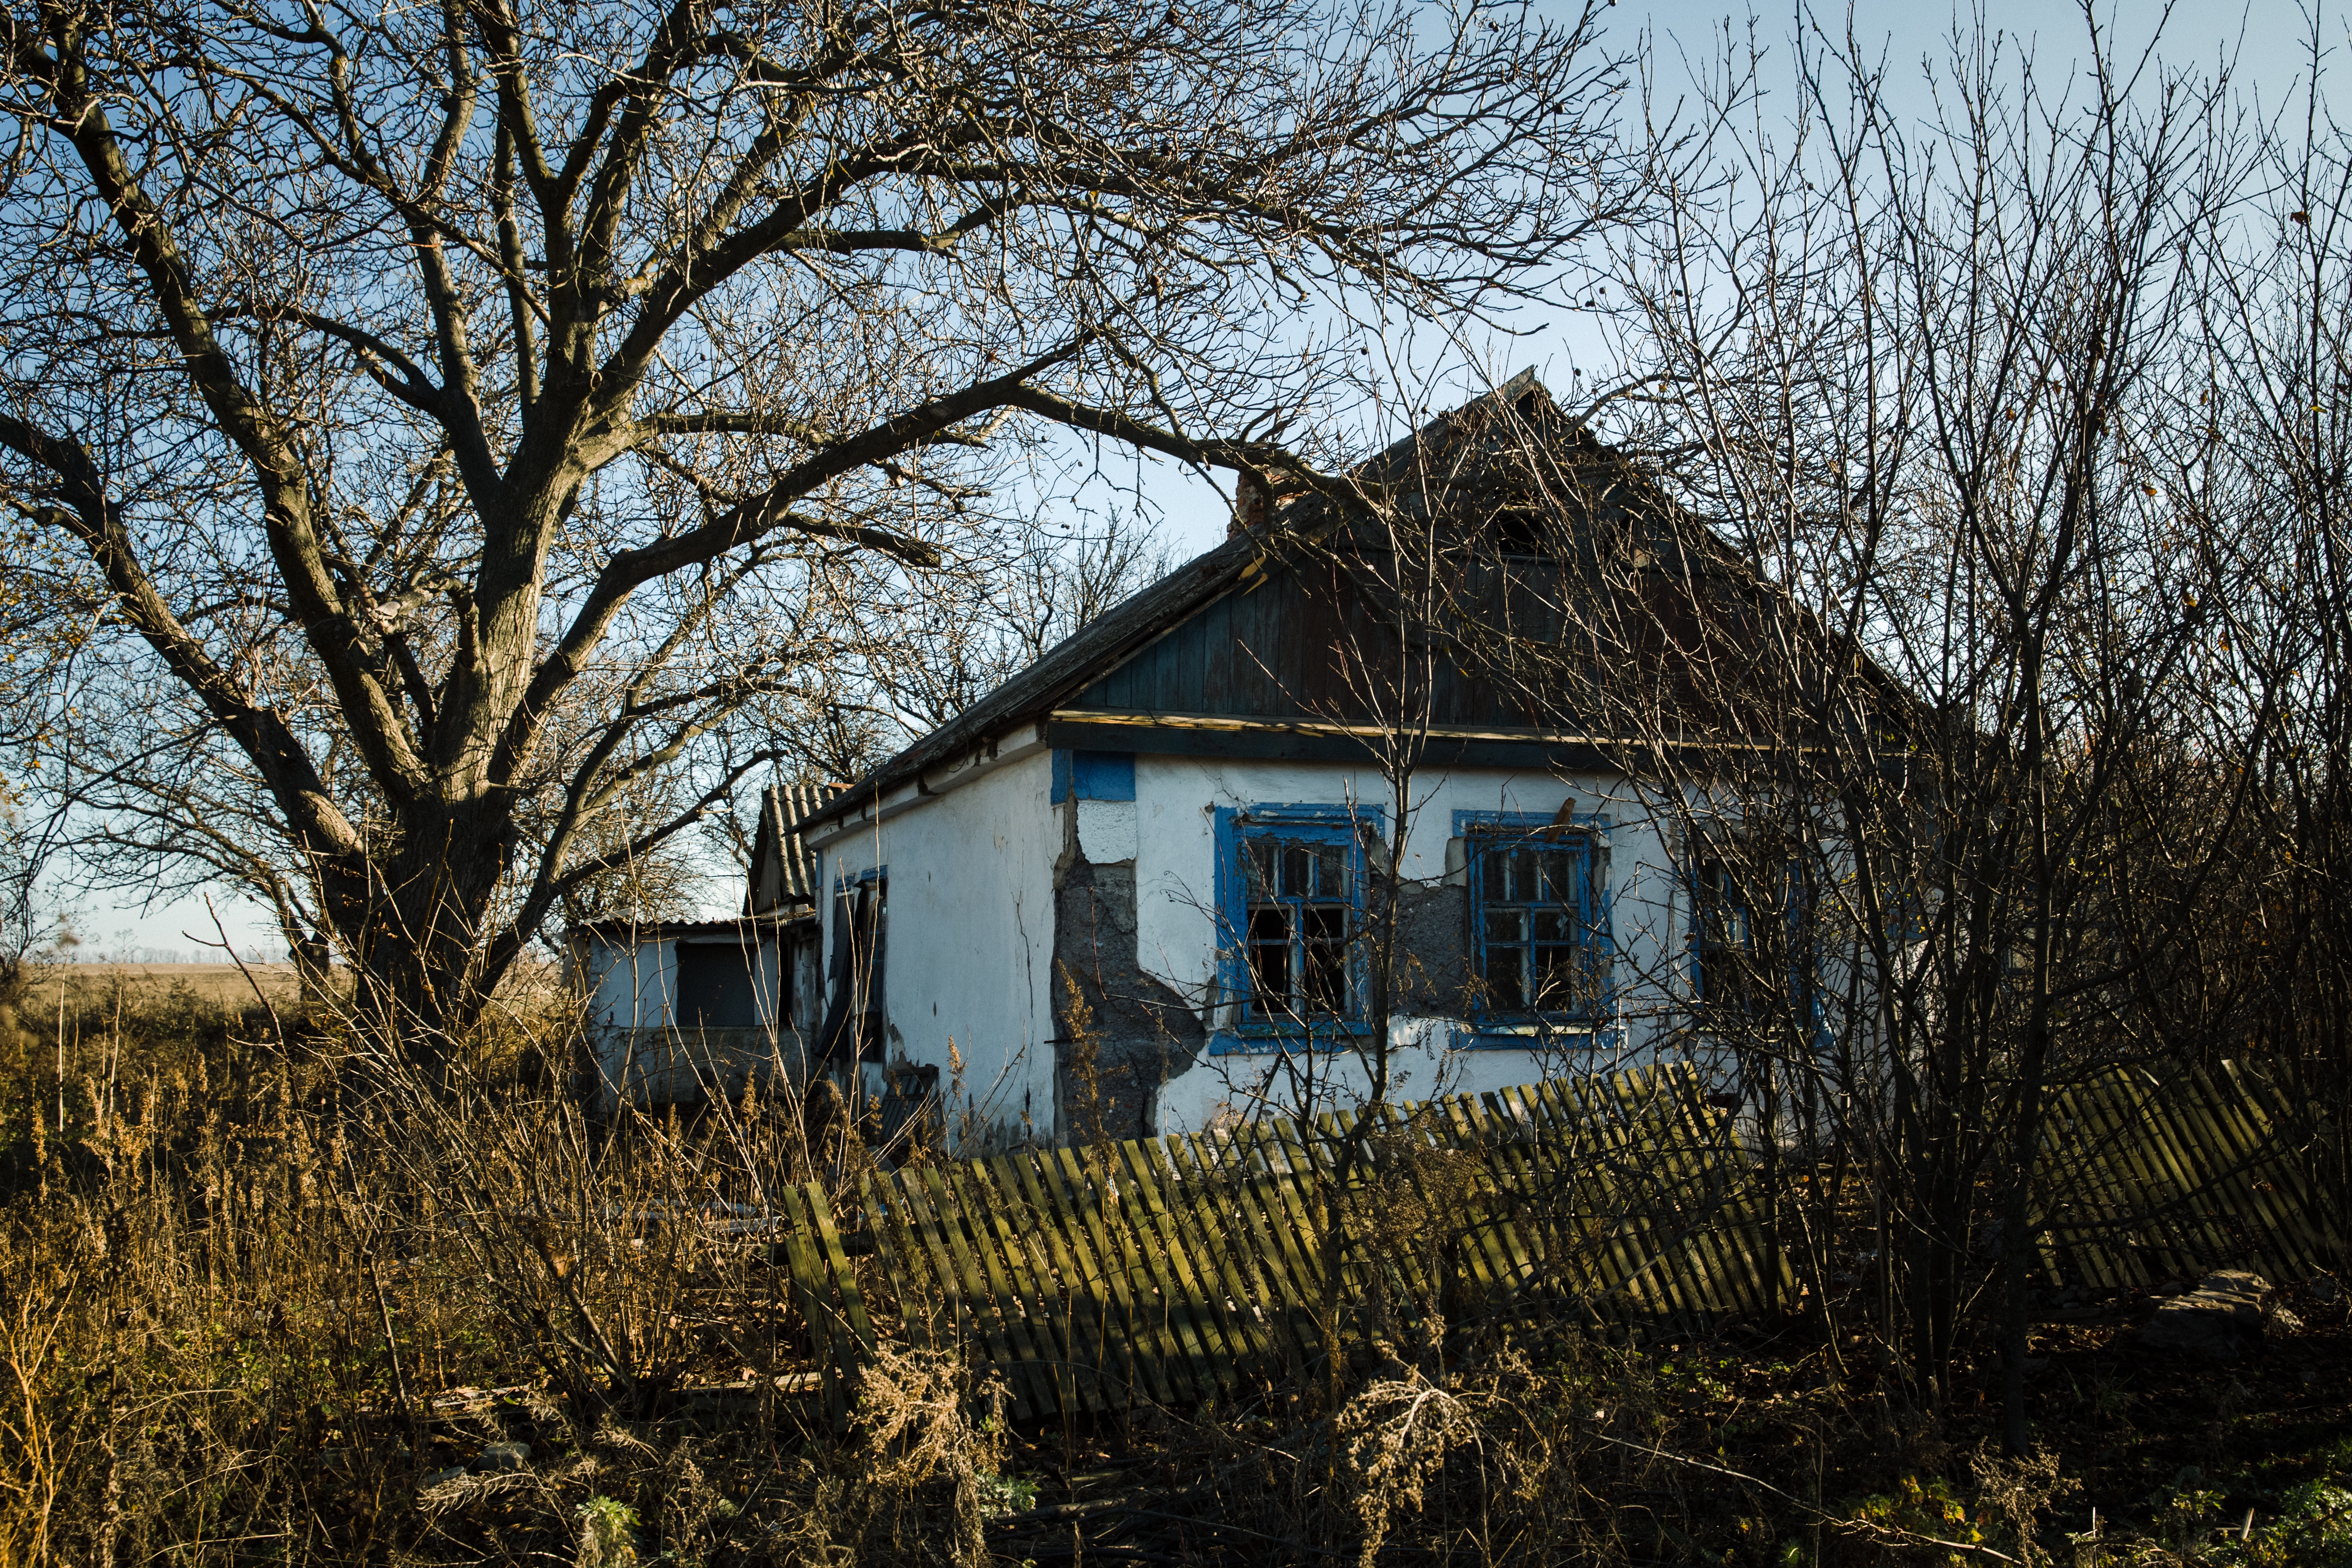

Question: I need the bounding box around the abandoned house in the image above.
[788,373,1840,1148]
[569,782,829,1111]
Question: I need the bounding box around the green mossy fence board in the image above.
[2026,1065,2339,1292]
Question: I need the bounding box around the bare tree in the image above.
[0,0,1646,1068]
[2152,24,2352,1256]
[1413,7,2339,1457]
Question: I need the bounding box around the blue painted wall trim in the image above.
[1049,748,1136,804]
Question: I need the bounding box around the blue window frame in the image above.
[1212,804,1380,1051]
[1688,842,1821,1035]
[1458,811,1608,1024]
[1690,851,1751,1013]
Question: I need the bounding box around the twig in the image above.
[370,1254,421,1448]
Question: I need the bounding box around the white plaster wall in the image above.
[1153,1017,1666,1136]
[1122,756,1693,1134]
[585,936,676,1028]
[817,750,1060,1148]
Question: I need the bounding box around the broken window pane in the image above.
[1238,828,1360,1025]
[1247,904,1292,1011]
[1470,828,1599,1018]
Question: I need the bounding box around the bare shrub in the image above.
[1334,1366,1481,1568]
[780,1347,1015,1568]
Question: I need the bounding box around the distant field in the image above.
[20,962,306,1011]
[19,959,569,1014]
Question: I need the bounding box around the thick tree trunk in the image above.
[338,798,519,1078]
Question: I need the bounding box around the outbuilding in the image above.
[569,783,829,1111]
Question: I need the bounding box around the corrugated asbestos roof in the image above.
[794,373,1550,834]
[749,781,832,912]
[567,914,803,943]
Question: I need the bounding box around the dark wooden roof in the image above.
[795,372,1895,830]
[795,377,1561,832]
[568,913,809,946]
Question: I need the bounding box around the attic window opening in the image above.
[1491,506,1554,560]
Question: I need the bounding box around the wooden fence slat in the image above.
[1170,1134,1292,1373]
[2038,1081,2133,1289]
[1229,1124,1331,1370]
[1159,1136,1280,1388]
[1469,1093,1541,1308]
[1040,1147,1181,1408]
[1660,1072,1768,1321]
[2164,1071,2271,1272]
[1432,1096,1520,1316]
[2226,1064,2342,1269]
[1076,1143,1200,1406]
[2114,1071,2232,1275]
[1534,1075,1621,1320]
[2164,1067,2299,1282]
[776,1184,850,1423]
[2223,1063,2341,1271]
[859,1173,936,1353]
[1362,1102,1452,1318]
[806,1182,878,1364]
[1532,1079,1615,1310]
[885,1169,976,1354]
[2061,1071,2166,1286]
[2187,1065,2318,1278]
[1590,1072,1703,1316]
[1116,1138,1238,1400]
[1005,1151,1115,1412]
[917,1166,1037,1422]
[945,1164,1057,1419]
[970,1156,1086,1416]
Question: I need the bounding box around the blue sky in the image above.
[78,0,2333,960]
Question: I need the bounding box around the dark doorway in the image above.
[674,940,760,1028]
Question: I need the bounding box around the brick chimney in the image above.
[1230,472,1269,538]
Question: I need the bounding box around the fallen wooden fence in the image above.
[776,1063,1792,1423]
[2032,1061,2341,1292]
[773,1058,2339,1424]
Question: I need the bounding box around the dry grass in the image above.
[0,975,2338,1566]
[0,950,1157,1568]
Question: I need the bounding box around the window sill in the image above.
[1448,1022,1618,1052]
[1207,1024,1372,1056]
